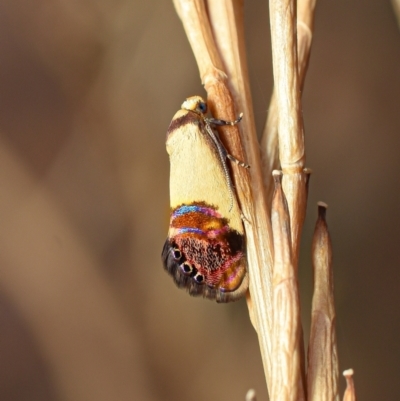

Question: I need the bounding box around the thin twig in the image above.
[207,0,275,382]
[173,0,274,386]
[392,0,400,28]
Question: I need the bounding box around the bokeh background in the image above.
[0,0,399,400]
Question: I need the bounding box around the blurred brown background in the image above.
[0,0,399,400]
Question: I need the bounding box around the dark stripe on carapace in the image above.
[166,110,201,138]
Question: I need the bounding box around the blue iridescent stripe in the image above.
[172,205,219,218]
[176,227,204,235]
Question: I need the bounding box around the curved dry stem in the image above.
[173,0,274,387]
[392,0,400,28]
[207,0,276,383]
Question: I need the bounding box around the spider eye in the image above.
[198,102,207,114]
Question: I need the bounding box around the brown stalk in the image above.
[307,203,339,401]
[297,0,317,84]
[206,0,276,380]
[173,0,274,386]
[261,91,279,203]
[342,370,356,401]
[392,0,400,28]
[270,171,305,401]
[263,0,316,267]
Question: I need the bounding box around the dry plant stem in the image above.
[207,0,275,377]
[262,0,316,195]
[269,0,309,394]
[297,0,317,85]
[392,0,400,28]
[206,0,258,140]
[262,92,279,202]
[263,0,316,265]
[271,171,304,401]
[342,370,356,401]
[307,203,339,401]
[173,0,274,386]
